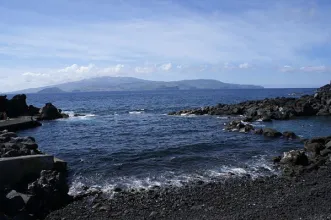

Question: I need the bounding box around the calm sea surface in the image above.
[15,88,331,194]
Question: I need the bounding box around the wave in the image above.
[68,155,278,196]
[129,111,144,114]
[62,111,97,120]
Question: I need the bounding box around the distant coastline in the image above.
[9,77,263,94]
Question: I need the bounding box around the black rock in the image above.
[263,128,282,138]
[280,150,309,166]
[6,190,26,216]
[282,131,297,139]
[38,103,68,120]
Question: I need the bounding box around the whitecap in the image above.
[129,111,143,114]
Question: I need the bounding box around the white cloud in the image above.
[102,64,125,74]
[1,0,331,90]
[300,66,327,72]
[58,64,95,73]
[159,63,172,71]
[134,64,156,73]
[0,1,330,67]
[280,65,295,72]
[239,63,250,69]
[22,72,49,77]
[279,65,329,73]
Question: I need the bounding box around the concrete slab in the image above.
[0,154,54,187]
[0,117,41,132]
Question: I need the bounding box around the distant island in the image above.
[12,77,264,93]
[37,87,66,94]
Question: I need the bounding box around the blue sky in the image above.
[0,0,331,91]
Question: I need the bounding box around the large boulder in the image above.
[6,95,29,118]
[0,96,7,113]
[282,131,297,139]
[5,190,26,216]
[304,142,325,155]
[280,150,309,166]
[27,105,40,116]
[263,128,282,137]
[38,103,67,120]
[28,170,70,211]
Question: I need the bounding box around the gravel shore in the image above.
[47,164,331,220]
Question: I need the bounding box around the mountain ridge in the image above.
[11,77,264,93]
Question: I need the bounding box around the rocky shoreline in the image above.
[0,94,72,219]
[0,94,69,132]
[169,83,331,121]
[0,130,71,219]
[46,135,331,220]
[46,84,331,220]
[2,85,331,219]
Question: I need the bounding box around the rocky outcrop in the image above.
[5,94,30,118]
[0,94,69,123]
[0,130,42,158]
[224,120,297,139]
[169,83,331,121]
[0,131,70,219]
[38,103,69,121]
[275,136,331,177]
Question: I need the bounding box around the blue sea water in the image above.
[16,88,331,194]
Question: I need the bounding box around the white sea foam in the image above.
[129,111,143,114]
[62,111,96,120]
[68,157,278,196]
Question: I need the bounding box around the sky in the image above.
[0,0,331,91]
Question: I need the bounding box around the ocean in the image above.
[16,88,331,195]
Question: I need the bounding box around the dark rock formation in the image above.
[0,96,7,114]
[5,95,30,118]
[28,170,71,218]
[282,131,297,139]
[224,120,297,140]
[169,83,331,120]
[275,136,331,177]
[0,131,42,158]
[0,94,68,123]
[262,128,282,137]
[0,132,70,219]
[38,103,69,121]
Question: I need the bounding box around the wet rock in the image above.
[304,142,325,155]
[280,150,309,166]
[262,128,282,138]
[254,128,264,135]
[325,141,331,149]
[261,115,272,122]
[282,131,297,139]
[320,149,331,157]
[272,156,281,163]
[38,103,67,120]
[74,114,85,117]
[0,132,18,139]
[28,170,70,210]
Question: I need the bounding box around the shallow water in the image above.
[16,88,331,194]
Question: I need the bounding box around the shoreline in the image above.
[46,134,331,219]
[47,162,331,220]
[1,85,330,219]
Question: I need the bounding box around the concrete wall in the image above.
[0,155,54,187]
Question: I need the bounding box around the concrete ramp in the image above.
[0,117,41,132]
[0,155,54,187]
